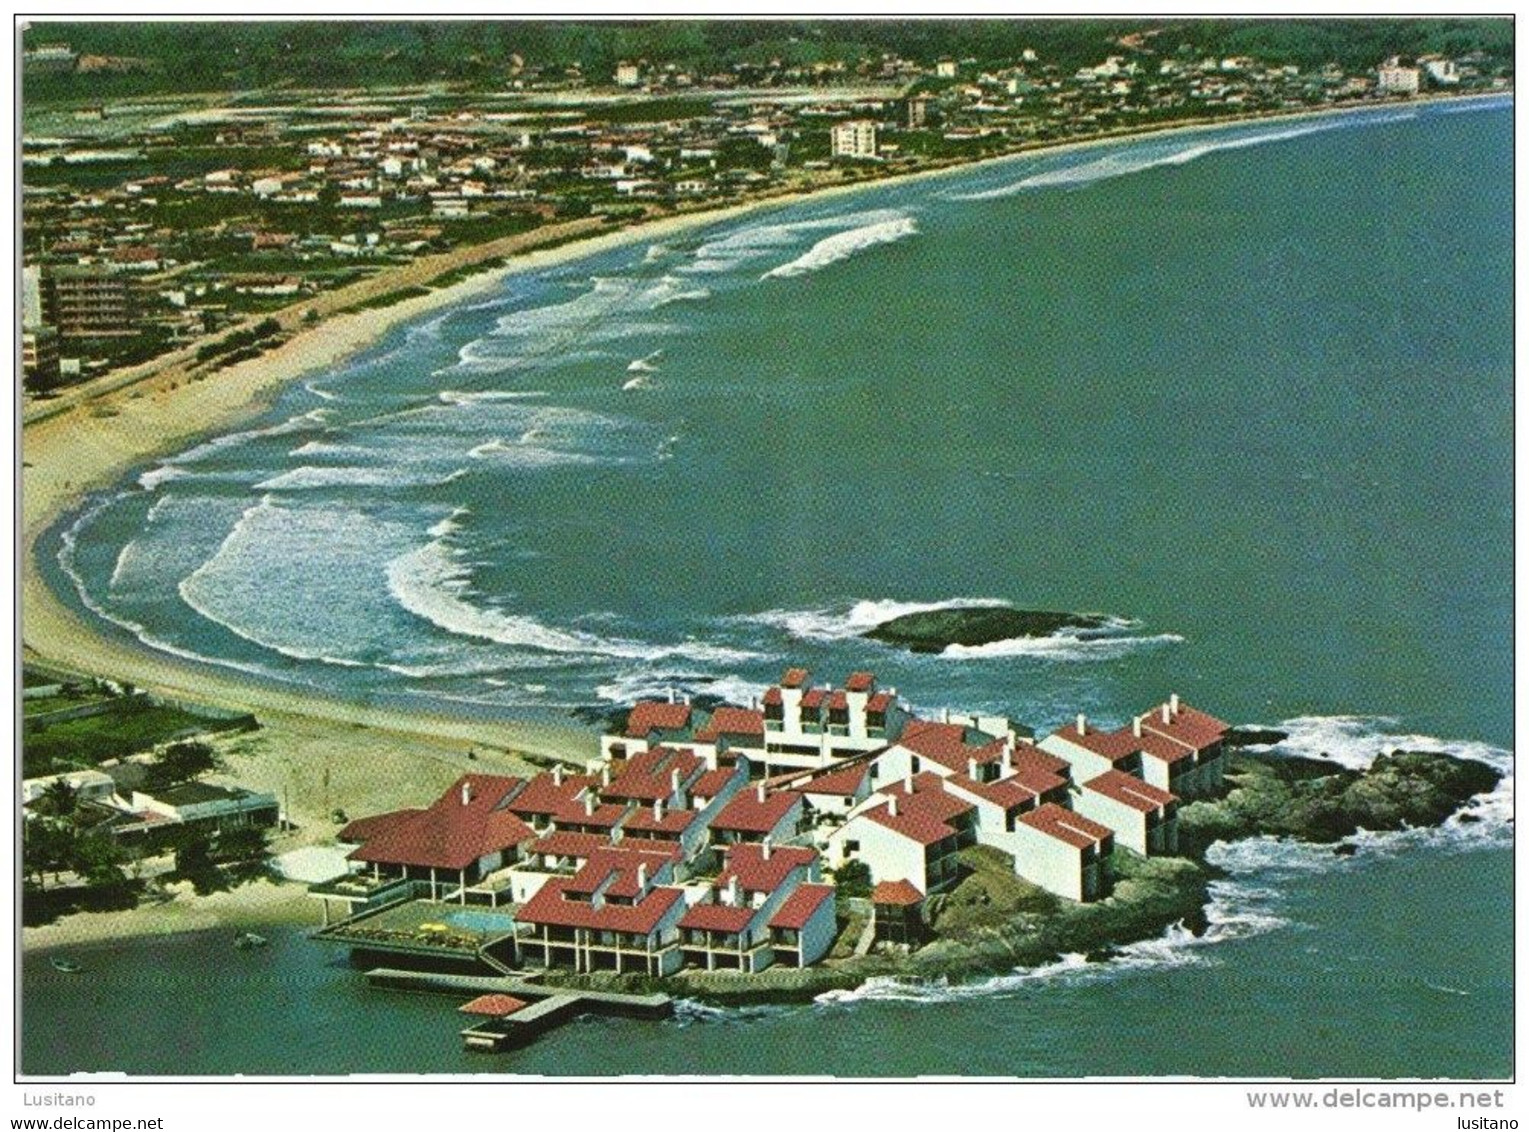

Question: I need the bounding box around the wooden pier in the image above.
[365,968,674,1053]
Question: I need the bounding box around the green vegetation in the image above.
[23,697,240,777]
[22,19,1510,101]
[195,316,281,362]
[337,284,432,314]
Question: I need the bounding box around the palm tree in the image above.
[41,778,80,820]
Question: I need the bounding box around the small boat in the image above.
[49,957,81,973]
[233,931,269,950]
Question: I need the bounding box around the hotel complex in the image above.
[315,668,1227,976]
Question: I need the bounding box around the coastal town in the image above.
[21,21,1508,391]
[16,17,1513,1092]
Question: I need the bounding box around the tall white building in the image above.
[22,264,44,329]
[831,119,878,159]
[1377,62,1421,95]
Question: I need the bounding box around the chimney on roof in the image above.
[1162,703,1171,725]
[1077,713,1087,736]
[903,772,914,795]
[968,757,978,781]
[888,795,898,817]
[756,781,766,803]
[726,875,739,906]
[941,706,950,724]
[553,764,564,786]
[667,687,676,704]
[601,764,611,787]
[637,861,648,890]
[1132,716,1143,738]
[1001,746,1013,777]
[684,693,692,707]
[1170,693,1180,717]
[461,781,472,806]
[584,792,595,817]
[670,767,681,793]
[762,836,772,861]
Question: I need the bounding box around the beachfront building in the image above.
[831,119,879,160]
[1378,60,1422,94]
[1039,714,1145,782]
[339,774,537,903]
[826,772,978,894]
[1039,696,1227,799]
[709,782,806,845]
[755,668,909,772]
[1075,770,1179,856]
[515,846,688,975]
[1010,803,1115,902]
[678,841,824,971]
[872,879,927,947]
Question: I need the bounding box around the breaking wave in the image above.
[955,121,1341,199]
[385,534,765,666]
[254,466,468,491]
[943,620,1185,662]
[740,597,1009,642]
[763,216,918,279]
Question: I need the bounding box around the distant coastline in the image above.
[20,88,1511,856]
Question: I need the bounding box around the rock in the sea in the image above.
[863,605,1107,653]
[1223,727,1289,748]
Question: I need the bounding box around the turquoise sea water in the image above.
[29,99,1513,1077]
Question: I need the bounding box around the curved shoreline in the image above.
[21,91,1509,777]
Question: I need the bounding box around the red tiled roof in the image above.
[825,690,848,710]
[690,766,742,800]
[680,902,757,933]
[338,808,423,844]
[1008,747,1072,795]
[459,994,528,1017]
[1134,729,1196,765]
[793,761,871,797]
[800,688,826,709]
[770,883,835,930]
[1046,720,1143,763]
[945,772,1037,810]
[761,686,783,706]
[720,843,818,893]
[625,700,693,739]
[529,830,609,860]
[1138,702,1228,752]
[1084,769,1177,812]
[845,671,876,693]
[605,746,702,802]
[622,805,700,835]
[711,788,802,835]
[872,879,925,906]
[866,691,895,713]
[864,774,974,846]
[897,719,1006,771]
[517,877,683,934]
[780,667,811,689]
[1018,802,1113,850]
[505,772,596,817]
[347,775,535,871]
[695,706,766,742]
[612,836,684,861]
[551,798,630,829]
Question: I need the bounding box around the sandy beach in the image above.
[19,90,1506,947]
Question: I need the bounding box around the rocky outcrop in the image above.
[863,606,1106,653]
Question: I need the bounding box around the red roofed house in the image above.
[757,668,911,770]
[1037,713,1146,782]
[1076,769,1179,856]
[768,883,837,967]
[1012,802,1114,902]
[679,842,831,971]
[785,758,874,815]
[872,879,927,947]
[342,775,537,903]
[515,848,688,975]
[1123,694,1230,796]
[710,782,805,846]
[825,772,978,894]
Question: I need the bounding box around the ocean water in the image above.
[29,99,1513,1077]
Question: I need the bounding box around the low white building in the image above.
[1076,769,1179,856]
[1378,63,1421,95]
[1010,803,1114,902]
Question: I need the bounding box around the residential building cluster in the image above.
[321,667,1227,976]
[22,38,1499,389]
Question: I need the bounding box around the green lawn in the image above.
[23,698,237,778]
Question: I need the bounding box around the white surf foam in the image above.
[138,465,194,491]
[943,627,1185,662]
[438,389,547,405]
[385,536,764,665]
[254,466,467,491]
[763,216,919,279]
[304,381,341,402]
[740,597,1010,642]
[627,349,664,373]
[955,121,1340,200]
[167,409,332,466]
